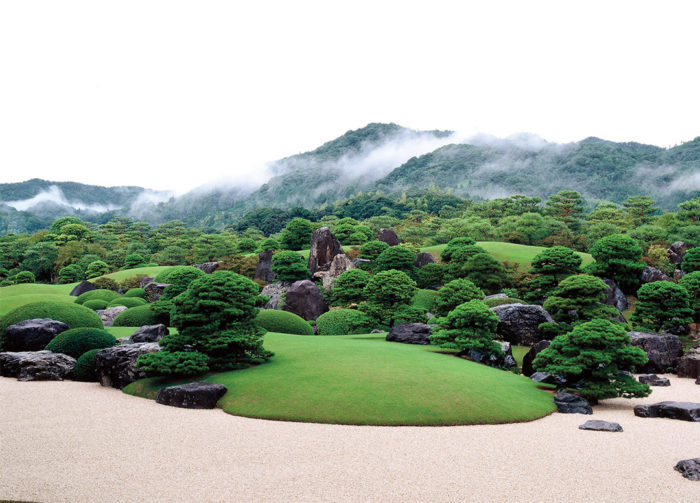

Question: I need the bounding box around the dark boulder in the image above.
[639,266,671,284]
[675,458,700,481]
[260,281,291,310]
[140,276,155,288]
[95,342,161,389]
[145,282,171,302]
[414,252,435,268]
[194,262,219,274]
[666,324,690,336]
[673,269,686,281]
[667,241,687,265]
[386,323,432,345]
[282,280,328,321]
[677,348,700,379]
[377,228,399,246]
[530,371,561,385]
[129,324,168,343]
[602,278,629,313]
[97,306,127,327]
[638,374,671,386]
[254,250,276,283]
[0,351,76,381]
[578,420,623,432]
[467,341,516,369]
[521,340,551,377]
[69,280,96,297]
[156,382,228,409]
[628,332,683,373]
[490,303,554,346]
[307,227,343,275]
[633,401,700,422]
[553,392,592,414]
[4,318,69,351]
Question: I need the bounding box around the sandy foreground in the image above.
[1,376,699,503]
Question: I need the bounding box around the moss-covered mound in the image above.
[72,348,101,382]
[45,328,116,359]
[316,309,373,335]
[75,289,121,305]
[255,310,313,335]
[107,297,147,309]
[112,305,159,327]
[124,288,146,298]
[83,299,109,311]
[154,266,205,284]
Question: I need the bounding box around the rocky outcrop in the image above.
[377,228,399,246]
[467,341,516,369]
[628,332,683,373]
[69,280,96,297]
[321,254,354,289]
[4,318,69,351]
[578,420,623,432]
[638,374,671,386]
[156,382,228,409]
[414,252,435,268]
[386,323,432,345]
[675,458,700,481]
[490,304,553,346]
[668,241,687,265]
[530,371,561,385]
[602,278,629,313]
[553,392,592,414]
[254,250,276,283]
[634,401,700,422]
[260,281,290,310]
[640,266,671,284]
[194,262,219,274]
[0,351,76,381]
[95,342,160,389]
[129,324,169,343]
[140,276,155,288]
[97,306,128,327]
[282,280,328,321]
[145,282,171,302]
[677,348,700,379]
[307,227,343,275]
[521,340,551,377]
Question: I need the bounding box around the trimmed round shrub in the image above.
[45,328,116,359]
[483,297,524,308]
[434,279,485,317]
[72,348,101,382]
[85,260,110,279]
[0,301,104,350]
[124,288,146,298]
[83,299,109,311]
[112,305,159,327]
[154,266,203,284]
[107,297,147,309]
[75,289,121,305]
[255,310,313,335]
[13,271,35,284]
[92,277,120,291]
[316,309,374,335]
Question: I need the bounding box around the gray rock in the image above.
[628,332,684,373]
[602,278,629,313]
[640,265,671,284]
[553,392,592,414]
[467,341,516,369]
[260,281,291,310]
[307,227,343,275]
[414,252,435,268]
[97,306,128,327]
[129,324,168,343]
[386,323,432,345]
[254,250,276,283]
[490,303,554,346]
[634,401,700,422]
[499,341,517,368]
[377,228,399,246]
[156,382,228,409]
[69,280,96,297]
[521,340,551,377]
[95,342,161,389]
[666,324,690,336]
[484,293,508,300]
[145,282,171,302]
[667,241,687,265]
[578,420,623,432]
[322,254,354,289]
[0,351,76,381]
[638,374,671,386]
[194,262,219,274]
[370,329,385,334]
[116,337,130,344]
[530,371,560,384]
[696,376,700,385]
[673,269,686,281]
[675,458,700,481]
[282,280,329,321]
[677,348,700,379]
[139,276,155,288]
[4,318,69,351]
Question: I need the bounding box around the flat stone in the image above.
[638,374,671,386]
[675,458,700,481]
[386,323,432,345]
[578,420,623,432]
[156,382,228,409]
[0,351,76,381]
[553,392,592,414]
[633,401,700,422]
[4,318,69,351]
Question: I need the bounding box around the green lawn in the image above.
[97,266,174,283]
[125,333,555,426]
[0,284,78,317]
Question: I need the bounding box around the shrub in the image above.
[280,218,314,250]
[124,288,146,298]
[112,305,159,327]
[331,269,371,306]
[412,289,438,312]
[255,310,314,335]
[316,309,374,335]
[236,238,258,254]
[440,237,477,262]
[154,266,204,283]
[678,271,700,322]
[85,260,110,279]
[430,300,502,358]
[271,251,308,282]
[585,234,645,293]
[72,349,101,382]
[13,271,35,284]
[107,297,147,309]
[446,245,488,279]
[58,264,84,284]
[92,277,120,291]
[542,274,620,326]
[137,351,210,377]
[359,241,389,261]
[360,269,417,328]
[483,297,524,308]
[151,267,207,323]
[45,327,116,359]
[374,246,417,275]
[83,299,109,311]
[119,274,150,291]
[75,289,121,305]
[682,247,700,273]
[525,246,582,303]
[124,253,146,269]
[416,262,446,289]
[631,281,693,332]
[433,279,484,317]
[464,253,508,295]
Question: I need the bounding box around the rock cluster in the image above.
[667,241,687,265]
[95,342,161,389]
[638,374,671,386]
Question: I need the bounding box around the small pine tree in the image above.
[630,281,693,332]
[585,234,644,293]
[331,269,371,306]
[525,246,582,303]
[433,279,485,317]
[682,247,700,273]
[678,271,700,322]
[464,253,507,295]
[280,218,314,251]
[271,251,308,282]
[429,300,502,358]
[360,269,417,328]
[440,237,477,263]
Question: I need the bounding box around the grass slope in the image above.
[125,333,555,426]
[96,266,174,283]
[0,284,76,317]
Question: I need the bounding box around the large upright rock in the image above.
[0,351,76,381]
[521,340,551,377]
[628,332,684,373]
[377,228,399,246]
[322,254,354,289]
[145,282,171,302]
[4,318,69,351]
[69,280,96,297]
[386,323,432,345]
[602,278,629,313]
[282,280,328,321]
[254,250,276,283]
[414,252,435,268]
[97,306,127,327]
[260,281,290,310]
[668,241,687,265]
[677,347,700,379]
[95,342,161,389]
[640,266,671,284]
[194,262,219,274]
[490,304,553,346]
[307,227,343,275]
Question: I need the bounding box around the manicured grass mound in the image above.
[73,348,101,381]
[255,310,313,335]
[126,333,556,426]
[107,297,147,308]
[154,266,203,283]
[316,309,372,335]
[124,288,146,298]
[45,327,116,358]
[112,305,159,327]
[83,299,109,311]
[75,289,121,305]
[483,297,524,307]
[96,266,174,283]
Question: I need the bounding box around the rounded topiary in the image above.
[154,266,203,284]
[433,279,485,317]
[72,348,101,382]
[75,289,122,305]
[255,309,314,335]
[83,299,109,311]
[107,297,147,309]
[45,328,116,359]
[124,288,146,298]
[316,309,374,335]
[13,271,36,284]
[112,305,159,327]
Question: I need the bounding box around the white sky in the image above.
[1,1,699,193]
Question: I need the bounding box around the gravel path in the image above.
[1,375,699,502]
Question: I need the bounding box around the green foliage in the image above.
[374,246,416,275]
[155,245,188,265]
[533,319,651,401]
[124,253,146,268]
[623,195,658,226]
[280,218,314,250]
[13,271,35,284]
[630,281,693,332]
[72,349,101,382]
[112,305,159,327]
[58,264,84,284]
[543,274,620,326]
[464,253,507,295]
[682,247,700,273]
[412,289,438,312]
[91,277,120,291]
[361,269,417,328]
[315,309,375,335]
[483,297,524,307]
[440,237,477,262]
[678,271,700,321]
[85,260,110,279]
[544,190,584,228]
[331,269,371,306]
[124,288,146,298]
[430,300,502,357]
[586,234,644,293]
[107,297,147,309]
[416,262,446,289]
[154,266,205,283]
[83,299,108,311]
[76,289,121,305]
[255,310,314,335]
[525,246,582,302]
[358,240,389,261]
[271,251,308,282]
[434,279,484,317]
[137,351,210,377]
[45,327,116,358]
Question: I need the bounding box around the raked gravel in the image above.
[1,375,699,503]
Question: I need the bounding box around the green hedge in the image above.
[316,309,374,335]
[124,288,146,298]
[112,305,159,327]
[72,348,101,382]
[75,289,121,305]
[83,299,109,311]
[107,297,147,309]
[255,310,314,335]
[45,328,116,359]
